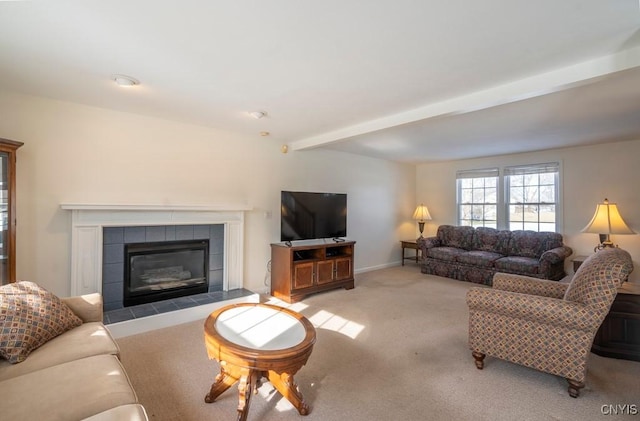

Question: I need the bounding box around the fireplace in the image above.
[100,224,225,311]
[61,204,249,305]
[124,239,209,307]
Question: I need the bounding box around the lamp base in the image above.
[594,234,618,252]
[418,221,425,239]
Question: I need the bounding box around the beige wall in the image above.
[416,139,640,282]
[0,92,416,296]
[6,90,636,293]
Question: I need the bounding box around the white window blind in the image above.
[505,162,559,232]
[456,168,499,228]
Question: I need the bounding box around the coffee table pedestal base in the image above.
[204,303,316,420]
[205,363,309,421]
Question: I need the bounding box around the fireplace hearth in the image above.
[124,239,209,307]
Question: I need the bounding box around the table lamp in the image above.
[413,204,432,238]
[581,198,635,252]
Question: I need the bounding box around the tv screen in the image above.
[281,191,347,241]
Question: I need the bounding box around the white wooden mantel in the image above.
[60,203,251,296]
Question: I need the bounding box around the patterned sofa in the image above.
[417,225,573,285]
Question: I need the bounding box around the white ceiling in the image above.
[1,1,639,163]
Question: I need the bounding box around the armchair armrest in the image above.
[492,272,568,299]
[540,246,573,265]
[467,288,596,332]
[61,293,103,323]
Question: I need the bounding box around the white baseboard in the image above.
[253,286,271,295]
[355,261,402,274]
[106,293,260,338]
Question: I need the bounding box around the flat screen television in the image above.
[281,191,347,241]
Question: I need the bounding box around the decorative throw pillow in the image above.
[0,281,83,364]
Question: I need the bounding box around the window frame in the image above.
[504,162,560,232]
[456,168,500,229]
[456,162,562,232]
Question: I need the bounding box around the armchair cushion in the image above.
[0,281,83,364]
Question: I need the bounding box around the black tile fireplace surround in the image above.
[123,239,210,307]
[102,224,224,311]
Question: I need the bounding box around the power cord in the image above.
[264,260,271,287]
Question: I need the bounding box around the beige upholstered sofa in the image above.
[0,282,148,420]
[466,248,634,397]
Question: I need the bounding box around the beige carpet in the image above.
[117,266,640,420]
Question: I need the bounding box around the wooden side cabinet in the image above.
[571,255,588,273]
[0,138,23,285]
[591,282,640,362]
[271,240,355,303]
[574,255,640,361]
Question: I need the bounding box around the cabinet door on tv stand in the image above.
[293,262,315,289]
[316,260,335,285]
[334,257,353,281]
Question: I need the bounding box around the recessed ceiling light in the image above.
[260,131,270,137]
[112,74,140,87]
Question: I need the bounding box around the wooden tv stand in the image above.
[270,239,355,303]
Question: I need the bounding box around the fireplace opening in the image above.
[123,239,209,307]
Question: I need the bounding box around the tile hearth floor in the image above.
[103,289,255,324]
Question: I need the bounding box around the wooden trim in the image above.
[0,138,23,284]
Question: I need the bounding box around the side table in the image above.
[592,282,640,362]
[571,255,588,273]
[401,240,421,266]
[573,255,640,362]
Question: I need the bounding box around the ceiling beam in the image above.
[288,45,640,151]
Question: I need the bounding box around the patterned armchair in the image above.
[466,248,634,397]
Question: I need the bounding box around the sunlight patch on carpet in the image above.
[263,296,363,338]
[256,381,298,414]
[263,297,309,313]
[308,310,364,339]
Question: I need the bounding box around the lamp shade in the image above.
[581,199,635,235]
[413,204,432,222]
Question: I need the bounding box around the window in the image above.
[505,163,559,232]
[456,162,561,232]
[456,168,499,228]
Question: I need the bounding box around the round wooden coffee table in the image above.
[204,303,316,421]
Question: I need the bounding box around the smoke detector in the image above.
[112,74,140,87]
[249,111,267,119]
